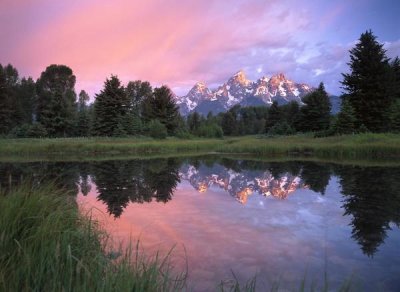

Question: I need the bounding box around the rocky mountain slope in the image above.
[176,70,315,115]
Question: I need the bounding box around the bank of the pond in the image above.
[0,133,400,160]
[0,184,187,292]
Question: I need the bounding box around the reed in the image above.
[0,183,186,292]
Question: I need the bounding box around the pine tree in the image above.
[265,101,281,132]
[389,57,400,99]
[0,64,21,135]
[341,30,392,132]
[76,90,91,136]
[298,83,331,132]
[335,97,357,134]
[221,111,236,136]
[0,65,14,135]
[16,77,36,125]
[388,99,400,132]
[36,65,77,137]
[284,101,300,129]
[92,76,129,136]
[187,112,201,134]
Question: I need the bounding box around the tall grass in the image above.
[0,183,186,292]
[0,133,399,160]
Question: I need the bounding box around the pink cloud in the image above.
[2,0,397,97]
[1,0,311,97]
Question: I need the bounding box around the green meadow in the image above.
[1,133,399,161]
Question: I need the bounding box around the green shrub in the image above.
[197,124,224,138]
[148,120,168,139]
[9,124,31,138]
[27,123,48,138]
[175,130,194,139]
[267,121,295,136]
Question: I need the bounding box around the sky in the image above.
[1,0,399,98]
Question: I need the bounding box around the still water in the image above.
[1,157,399,291]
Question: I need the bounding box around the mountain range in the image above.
[175,70,340,115]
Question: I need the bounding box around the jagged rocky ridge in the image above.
[176,70,315,116]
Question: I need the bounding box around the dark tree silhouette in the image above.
[334,165,400,256]
[92,75,130,136]
[298,83,331,132]
[36,65,77,137]
[341,30,393,132]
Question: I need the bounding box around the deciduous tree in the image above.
[36,65,77,137]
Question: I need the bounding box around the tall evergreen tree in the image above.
[298,83,331,132]
[187,111,201,134]
[283,101,300,129]
[92,76,129,136]
[341,30,392,132]
[16,77,36,124]
[265,101,281,132]
[389,57,400,100]
[221,112,234,135]
[388,99,400,132]
[387,57,400,132]
[36,65,77,137]
[76,90,91,136]
[0,65,15,134]
[142,86,180,135]
[0,64,22,134]
[335,97,357,135]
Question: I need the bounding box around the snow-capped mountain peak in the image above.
[229,70,251,86]
[176,70,315,115]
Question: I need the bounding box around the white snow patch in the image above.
[255,86,267,96]
[186,99,197,111]
[278,82,287,97]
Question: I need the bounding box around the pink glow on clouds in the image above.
[1,0,399,96]
[0,0,311,95]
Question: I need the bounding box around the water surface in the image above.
[1,157,399,291]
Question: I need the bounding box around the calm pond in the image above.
[1,156,399,291]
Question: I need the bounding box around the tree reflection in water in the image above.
[91,158,181,217]
[333,165,400,256]
[0,158,399,256]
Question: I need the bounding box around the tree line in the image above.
[0,30,399,138]
[0,65,182,138]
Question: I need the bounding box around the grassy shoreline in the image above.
[0,183,187,292]
[0,133,400,160]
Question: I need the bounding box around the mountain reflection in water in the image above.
[1,157,400,290]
